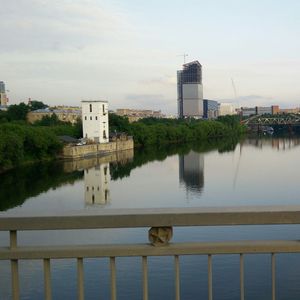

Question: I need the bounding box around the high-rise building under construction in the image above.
[177,61,203,118]
[0,81,8,106]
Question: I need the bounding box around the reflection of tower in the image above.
[179,151,204,194]
[84,163,110,205]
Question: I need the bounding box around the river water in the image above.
[1,136,300,299]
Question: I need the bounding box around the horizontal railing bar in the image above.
[2,206,300,230]
[2,240,300,260]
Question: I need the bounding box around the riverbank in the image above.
[110,114,246,147]
[62,137,134,159]
[0,115,245,172]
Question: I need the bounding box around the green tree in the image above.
[7,103,29,121]
[29,100,48,111]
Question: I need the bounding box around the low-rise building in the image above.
[27,107,81,124]
[280,107,300,114]
[218,103,236,116]
[241,105,281,117]
[256,106,272,115]
[116,108,165,122]
[203,99,219,119]
[272,105,280,114]
[241,107,256,117]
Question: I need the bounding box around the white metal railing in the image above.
[2,206,300,300]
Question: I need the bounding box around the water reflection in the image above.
[7,136,300,211]
[64,149,134,207]
[84,163,110,206]
[0,162,83,212]
[179,151,204,194]
[245,137,300,150]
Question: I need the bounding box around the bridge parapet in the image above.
[2,206,300,299]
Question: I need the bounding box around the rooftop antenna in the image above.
[178,53,188,64]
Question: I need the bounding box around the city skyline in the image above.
[1,0,300,113]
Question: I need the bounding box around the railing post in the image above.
[175,255,180,300]
[142,256,148,300]
[240,254,244,300]
[77,258,84,300]
[208,254,213,300]
[110,257,116,300]
[272,253,276,300]
[44,258,52,300]
[10,230,19,300]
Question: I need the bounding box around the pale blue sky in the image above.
[1,0,300,113]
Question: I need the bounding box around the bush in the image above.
[0,124,63,171]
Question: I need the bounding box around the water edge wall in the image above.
[62,139,134,159]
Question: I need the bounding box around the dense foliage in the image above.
[0,101,48,122]
[0,102,244,171]
[109,113,245,146]
[0,123,63,171]
[0,102,83,171]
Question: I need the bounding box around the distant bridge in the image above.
[243,114,300,126]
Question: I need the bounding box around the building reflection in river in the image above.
[84,163,110,206]
[244,137,300,151]
[62,149,134,206]
[179,150,204,195]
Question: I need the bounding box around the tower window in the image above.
[102,104,105,114]
[90,116,92,120]
[103,130,107,139]
[95,116,98,120]
[89,104,92,112]
[85,116,87,120]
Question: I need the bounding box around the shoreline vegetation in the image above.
[0,102,245,172]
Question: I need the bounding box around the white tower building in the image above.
[82,100,109,143]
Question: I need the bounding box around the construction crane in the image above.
[178,53,188,64]
[231,78,237,99]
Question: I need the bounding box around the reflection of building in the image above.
[179,151,204,194]
[245,137,300,151]
[177,61,203,118]
[82,100,109,143]
[84,163,110,205]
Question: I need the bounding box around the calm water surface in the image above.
[1,137,300,299]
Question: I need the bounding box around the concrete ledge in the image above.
[2,240,300,259]
[2,205,300,230]
[63,138,134,159]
